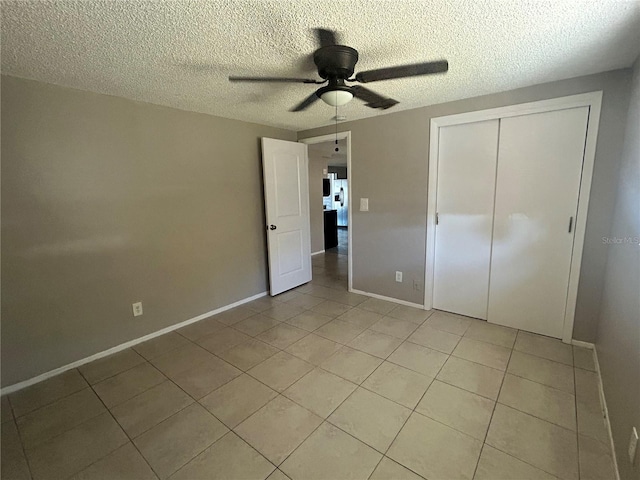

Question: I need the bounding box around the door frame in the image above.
[424,92,603,343]
[299,131,353,291]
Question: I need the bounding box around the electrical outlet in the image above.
[360,198,369,212]
[132,302,143,317]
[629,427,638,465]
[395,271,403,282]
[413,280,421,291]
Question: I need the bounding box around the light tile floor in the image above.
[1,253,616,480]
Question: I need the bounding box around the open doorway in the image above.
[326,155,348,256]
[299,132,352,291]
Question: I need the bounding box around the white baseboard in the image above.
[349,288,425,310]
[571,339,594,350]
[311,250,325,256]
[573,340,621,480]
[1,291,268,396]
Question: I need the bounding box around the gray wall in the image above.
[1,75,295,386]
[299,69,632,341]
[595,57,639,480]
[308,150,328,254]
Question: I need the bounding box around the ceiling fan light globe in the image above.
[320,90,353,106]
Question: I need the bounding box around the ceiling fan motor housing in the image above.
[314,45,359,80]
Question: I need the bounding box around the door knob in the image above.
[269,225,277,230]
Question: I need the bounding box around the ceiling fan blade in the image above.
[351,85,399,110]
[291,91,320,112]
[355,60,448,83]
[229,76,323,84]
[315,28,339,47]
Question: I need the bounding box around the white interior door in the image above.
[433,120,500,319]
[262,138,312,295]
[488,107,589,338]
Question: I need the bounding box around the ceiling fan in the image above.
[229,28,448,112]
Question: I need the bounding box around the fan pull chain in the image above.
[335,103,339,152]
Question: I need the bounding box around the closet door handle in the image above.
[568,216,573,233]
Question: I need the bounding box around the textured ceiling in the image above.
[2,0,639,131]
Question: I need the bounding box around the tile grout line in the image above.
[483,442,565,480]
[355,317,445,477]
[479,359,583,480]
[348,323,581,479]
[8,367,123,421]
[470,339,515,480]
[367,324,455,480]
[573,357,584,480]
[274,374,402,476]
[79,333,239,478]
[226,382,330,472]
[73,367,161,480]
[230,311,425,477]
[278,372,384,474]
[493,396,578,436]
[450,327,578,479]
[5,395,17,424]
[430,335,579,398]
[403,322,464,355]
[7,399,36,480]
[386,352,505,381]
[511,347,575,368]
[168,428,279,480]
[13,386,106,449]
[77,351,148,387]
[500,370,576,397]
[88,345,262,480]
[8,370,146,455]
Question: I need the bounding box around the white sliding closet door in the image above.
[433,120,499,319]
[488,107,589,338]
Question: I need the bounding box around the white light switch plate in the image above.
[360,198,369,212]
[395,271,403,282]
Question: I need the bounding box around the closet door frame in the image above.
[424,91,603,343]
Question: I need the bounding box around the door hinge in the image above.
[568,216,574,233]
[436,212,439,225]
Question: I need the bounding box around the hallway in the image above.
[325,227,348,257]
